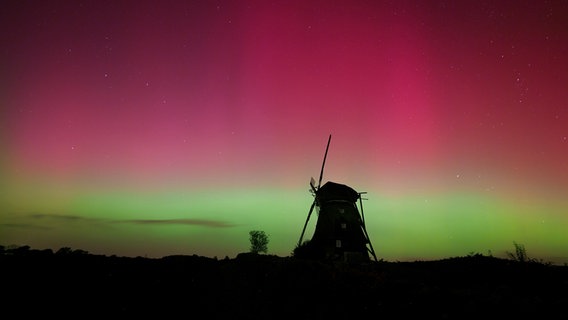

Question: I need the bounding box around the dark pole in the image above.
[298,135,331,248]
[298,200,316,247]
[317,134,332,189]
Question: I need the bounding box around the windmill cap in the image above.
[317,181,360,203]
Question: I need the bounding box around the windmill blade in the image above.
[298,199,316,246]
[317,134,332,189]
[310,177,317,193]
[358,195,378,262]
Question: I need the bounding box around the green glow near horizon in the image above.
[3,179,567,264]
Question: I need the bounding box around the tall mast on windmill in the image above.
[298,134,331,247]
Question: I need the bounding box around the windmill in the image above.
[297,134,378,262]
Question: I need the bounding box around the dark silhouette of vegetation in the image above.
[292,239,323,260]
[2,244,567,318]
[56,246,90,255]
[505,241,552,265]
[506,241,529,262]
[249,230,269,254]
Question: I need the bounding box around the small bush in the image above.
[506,242,529,263]
[292,240,323,260]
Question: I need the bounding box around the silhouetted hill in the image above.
[2,246,567,318]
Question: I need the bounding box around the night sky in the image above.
[1,1,567,263]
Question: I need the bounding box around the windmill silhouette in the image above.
[297,134,378,262]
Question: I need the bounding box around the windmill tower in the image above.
[297,134,378,262]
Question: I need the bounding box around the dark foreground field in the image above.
[3,247,568,319]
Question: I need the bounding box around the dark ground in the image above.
[3,246,568,319]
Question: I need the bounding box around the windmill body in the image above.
[297,135,377,262]
[311,181,371,261]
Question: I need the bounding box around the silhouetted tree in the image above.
[249,230,269,254]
